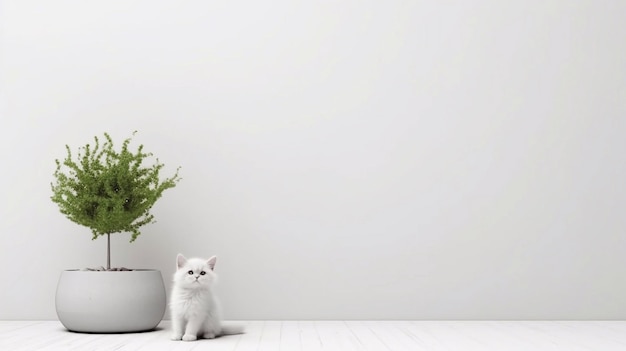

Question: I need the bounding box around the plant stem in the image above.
[107,233,111,270]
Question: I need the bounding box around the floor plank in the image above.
[233,321,265,351]
[345,321,393,351]
[299,321,325,351]
[1,320,626,351]
[256,321,282,351]
[276,321,297,351]
[315,321,361,351]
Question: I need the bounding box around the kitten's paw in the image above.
[171,334,183,341]
[182,334,198,341]
[203,332,216,339]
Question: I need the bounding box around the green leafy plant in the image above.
[51,132,181,269]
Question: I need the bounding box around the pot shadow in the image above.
[58,326,165,334]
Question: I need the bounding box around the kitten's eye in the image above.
[187,270,194,275]
[200,271,206,275]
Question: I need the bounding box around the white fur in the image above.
[169,254,224,341]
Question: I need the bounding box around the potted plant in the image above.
[51,132,181,333]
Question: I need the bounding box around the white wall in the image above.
[1,0,626,320]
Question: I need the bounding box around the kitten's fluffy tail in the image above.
[220,324,245,336]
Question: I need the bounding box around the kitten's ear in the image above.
[207,256,217,271]
[177,254,187,269]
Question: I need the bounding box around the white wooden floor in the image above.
[1,320,626,351]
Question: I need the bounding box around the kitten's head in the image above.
[173,254,217,289]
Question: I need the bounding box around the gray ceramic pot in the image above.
[56,269,166,333]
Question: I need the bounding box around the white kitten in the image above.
[170,254,240,341]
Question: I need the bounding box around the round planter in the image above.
[55,269,166,333]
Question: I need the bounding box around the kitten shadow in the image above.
[195,333,245,342]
